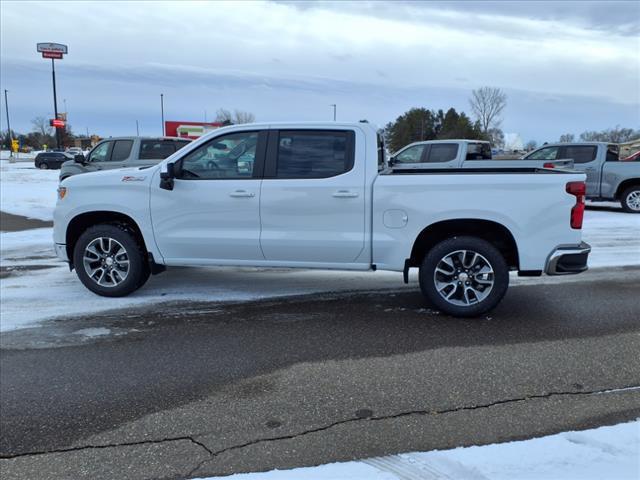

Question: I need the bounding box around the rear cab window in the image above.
[465,142,492,160]
[562,145,597,163]
[427,143,458,163]
[111,140,133,162]
[139,140,186,160]
[273,130,355,179]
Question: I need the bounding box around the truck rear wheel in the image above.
[73,224,150,297]
[419,236,509,317]
[620,186,640,213]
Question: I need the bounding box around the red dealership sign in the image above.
[42,51,63,59]
[50,119,65,128]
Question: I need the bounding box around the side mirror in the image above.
[160,162,176,191]
[74,154,86,163]
[388,156,395,166]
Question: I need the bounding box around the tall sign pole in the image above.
[330,104,337,121]
[37,42,68,150]
[4,89,12,158]
[51,58,61,149]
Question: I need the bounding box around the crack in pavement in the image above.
[0,435,213,460]
[3,384,639,473]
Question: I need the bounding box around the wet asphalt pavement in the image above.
[1,268,639,479]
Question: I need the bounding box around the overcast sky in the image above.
[1,0,638,142]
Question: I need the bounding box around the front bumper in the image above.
[545,242,591,275]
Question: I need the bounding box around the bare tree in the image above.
[469,87,507,133]
[233,110,255,124]
[31,116,52,136]
[525,140,538,151]
[559,133,575,142]
[214,108,255,125]
[487,127,505,148]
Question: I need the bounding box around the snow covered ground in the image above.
[1,158,639,331]
[196,419,640,480]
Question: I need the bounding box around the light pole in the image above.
[330,104,336,121]
[4,89,12,157]
[160,93,165,136]
[136,119,140,136]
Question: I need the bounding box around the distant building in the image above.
[164,121,224,139]
[504,133,524,152]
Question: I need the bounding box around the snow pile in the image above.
[196,420,640,480]
[1,160,59,220]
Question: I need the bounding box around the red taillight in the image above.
[543,162,555,168]
[566,181,586,229]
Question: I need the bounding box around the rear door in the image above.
[559,145,600,196]
[259,128,367,265]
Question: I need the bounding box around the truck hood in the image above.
[61,165,159,187]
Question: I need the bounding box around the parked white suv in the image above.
[54,123,590,317]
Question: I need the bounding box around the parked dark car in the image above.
[34,151,74,170]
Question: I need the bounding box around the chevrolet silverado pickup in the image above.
[523,142,640,212]
[54,123,591,317]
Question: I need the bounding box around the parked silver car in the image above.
[60,136,191,181]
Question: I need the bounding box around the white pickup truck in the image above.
[54,123,590,317]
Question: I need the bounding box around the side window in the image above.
[606,145,619,162]
[139,140,178,160]
[89,142,111,162]
[179,131,258,179]
[563,146,597,163]
[427,144,459,163]
[111,140,133,162]
[395,145,425,164]
[276,130,354,179]
[527,146,559,160]
[465,143,491,160]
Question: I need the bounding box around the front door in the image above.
[88,139,132,171]
[150,130,266,263]
[259,128,366,264]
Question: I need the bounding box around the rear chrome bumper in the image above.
[545,242,591,275]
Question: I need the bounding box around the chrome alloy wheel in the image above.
[83,237,130,287]
[433,250,494,306]
[626,190,640,211]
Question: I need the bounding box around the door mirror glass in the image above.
[74,154,86,163]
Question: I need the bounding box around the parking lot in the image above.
[0,157,638,479]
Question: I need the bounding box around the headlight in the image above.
[57,187,67,200]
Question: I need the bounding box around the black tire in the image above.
[620,185,640,213]
[73,224,150,297]
[39,162,49,170]
[419,236,509,318]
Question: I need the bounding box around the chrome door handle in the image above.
[332,190,359,198]
[229,190,255,198]
[585,167,595,171]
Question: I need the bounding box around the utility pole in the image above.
[136,119,140,136]
[330,104,336,121]
[160,93,165,136]
[4,89,12,157]
[204,110,207,123]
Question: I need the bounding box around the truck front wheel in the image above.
[620,186,640,213]
[73,224,150,297]
[419,236,509,317]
